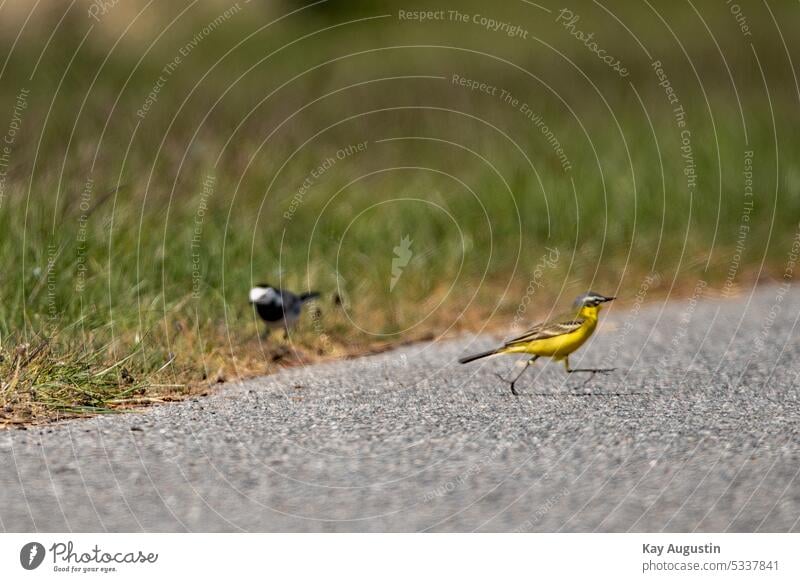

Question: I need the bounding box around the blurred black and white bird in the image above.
[248,283,319,336]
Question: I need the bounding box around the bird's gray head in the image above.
[574,291,615,308]
[249,284,277,304]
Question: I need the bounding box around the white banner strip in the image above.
[1,533,797,581]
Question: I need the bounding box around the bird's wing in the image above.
[503,315,585,346]
[278,289,302,314]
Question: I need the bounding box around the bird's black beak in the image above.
[603,296,616,302]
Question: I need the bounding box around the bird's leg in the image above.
[563,357,615,385]
[495,356,539,395]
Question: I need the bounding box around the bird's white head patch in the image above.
[249,286,277,304]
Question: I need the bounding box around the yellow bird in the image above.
[458,291,616,395]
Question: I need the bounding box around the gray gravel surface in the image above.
[2,286,799,532]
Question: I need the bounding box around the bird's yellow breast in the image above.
[505,305,599,360]
[532,322,594,358]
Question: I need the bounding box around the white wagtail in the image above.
[249,283,320,336]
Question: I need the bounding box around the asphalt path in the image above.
[1,285,799,532]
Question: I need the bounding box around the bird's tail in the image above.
[458,347,500,364]
[300,291,320,302]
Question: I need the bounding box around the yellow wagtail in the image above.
[458,291,616,395]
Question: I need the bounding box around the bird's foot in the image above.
[494,372,519,396]
[567,367,616,386]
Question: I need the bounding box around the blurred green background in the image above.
[0,0,797,419]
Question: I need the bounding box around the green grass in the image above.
[0,1,798,423]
